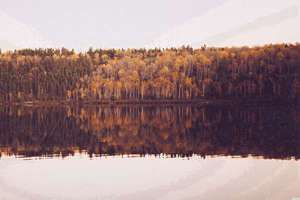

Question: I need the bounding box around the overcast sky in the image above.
[0,0,300,51]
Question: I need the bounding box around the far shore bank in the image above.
[0,98,298,107]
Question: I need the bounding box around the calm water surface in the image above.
[0,105,299,200]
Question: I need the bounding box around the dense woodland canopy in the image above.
[1,44,300,103]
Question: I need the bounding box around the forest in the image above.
[0,44,300,103]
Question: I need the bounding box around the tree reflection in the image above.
[0,105,299,159]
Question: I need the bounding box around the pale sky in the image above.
[0,0,300,51]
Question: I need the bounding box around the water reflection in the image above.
[0,105,299,159]
[0,155,299,200]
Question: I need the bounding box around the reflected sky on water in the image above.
[0,154,299,200]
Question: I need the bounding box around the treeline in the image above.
[1,44,300,103]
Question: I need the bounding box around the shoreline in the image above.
[0,98,297,107]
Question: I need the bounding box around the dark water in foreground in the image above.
[0,105,299,199]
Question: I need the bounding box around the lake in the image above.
[0,105,299,199]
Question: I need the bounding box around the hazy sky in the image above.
[0,0,225,50]
[150,0,300,48]
[0,0,300,51]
